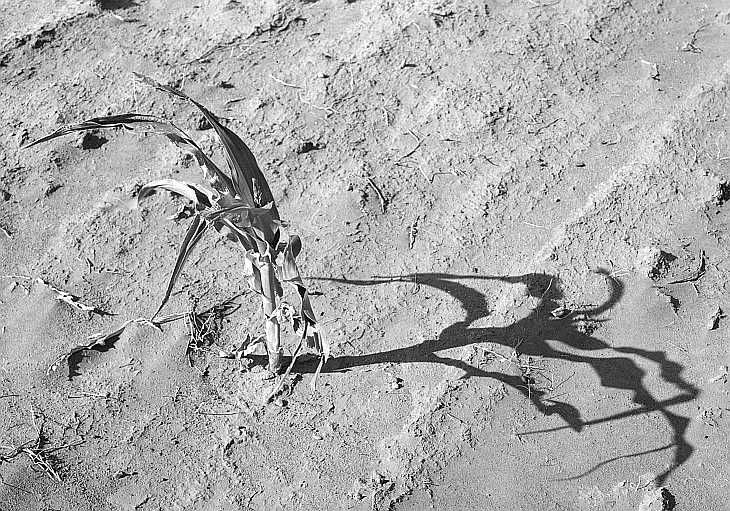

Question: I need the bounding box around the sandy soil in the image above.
[1,0,729,510]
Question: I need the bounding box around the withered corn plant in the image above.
[27,73,327,377]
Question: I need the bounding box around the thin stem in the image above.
[260,261,282,373]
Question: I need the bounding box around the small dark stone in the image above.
[296,140,324,154]
[196,115,212,131]
[0,189,10,201]
[44,183,63,197]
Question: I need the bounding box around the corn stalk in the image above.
[26,73,327,377]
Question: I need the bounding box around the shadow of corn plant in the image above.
[26,73,327,387]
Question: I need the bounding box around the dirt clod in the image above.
[638,487,676,511]
[295,140,324,154]
[195,114,212,131]
[76,131,107,150]
[635,247,675,280]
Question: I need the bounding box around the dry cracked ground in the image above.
[1,0,729,510]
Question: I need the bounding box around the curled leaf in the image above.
[24,113,236,198]
[279,235,328,360]
[48,321,132,379]
[137,179,215,210]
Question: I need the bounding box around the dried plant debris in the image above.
[50,296,247,379]
[0,440,80,482]
[47,312,187,379]
[218,333,265,361]
[407,217,419,249]
[37,278,113,316]
[679,23,708,53]
[186,297,241,364]
[367,177,388,213]
[0,407,83,483]
[707,306,725,330]
[48,320,133,379]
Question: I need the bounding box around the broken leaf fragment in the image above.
[38,278,114,316]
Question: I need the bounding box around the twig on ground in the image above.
[527,117,563,135]
[367,177,388,213]
[110,13,136,23]
[401,21,423,33]
[407,219,419,249]
[444,411,468,424]
[428,171,459,182]
[297,90,337,115]
[269,75,303,89]
[680,23,708,53]
[0,274,32,280]
[397,130,423,162]
[186,38,250,64]
[1,437,83,483]
[197,409,240,416]
[67,391,118,401]
[601,134,622,146]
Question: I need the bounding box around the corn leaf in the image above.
[137,179,215,210]
[24,113,236,198]
[154,214,209,317]
[205,202,276,222]
[280,235,327,360]
[134,73,278,214]
[212,217,258,252]
[48,320,132,379]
